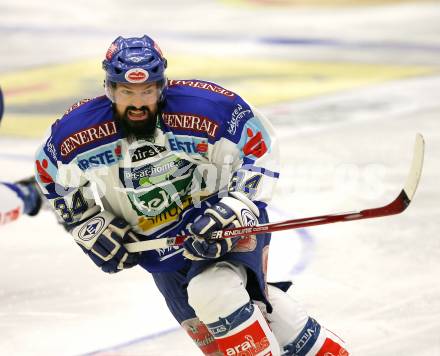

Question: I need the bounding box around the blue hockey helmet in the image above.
[102,35,167,85]
[0,86,4,124]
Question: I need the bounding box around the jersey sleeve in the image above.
[35,128,101,228]
[210,99,280,209]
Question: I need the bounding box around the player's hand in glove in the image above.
[71,211,140,273]
[11,176,43,216]
[183,193,259,260]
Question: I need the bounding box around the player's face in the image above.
[113,82,161,138]
[113,82,160,121]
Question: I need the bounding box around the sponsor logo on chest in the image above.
[60,121,117,157]
[77,144,122,171]
[168,137,208,155]
[120,152,196,216]
[120,155,195,189]
[162,113,219,138]
[137,196,192,232]
[123,160,179,183]
[131,144,167,162]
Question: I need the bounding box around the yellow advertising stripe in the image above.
[1,55,435,107]
[171,55,436,106]
[0,114,57,139]
[0,54,436,138]
[1,59,102,105]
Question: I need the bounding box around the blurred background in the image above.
[1,0,439,354]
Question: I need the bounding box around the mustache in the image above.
[125,106,151,115]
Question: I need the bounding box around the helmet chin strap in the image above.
[158,77,168,103]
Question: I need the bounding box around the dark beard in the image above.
[113,105,158,140]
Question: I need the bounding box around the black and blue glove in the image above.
[183,194,259,260]
[71,211,140,273]
[14,176,43,216]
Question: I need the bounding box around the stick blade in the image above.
[403,133,425,201]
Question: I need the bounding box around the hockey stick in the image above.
[125,133,424,253]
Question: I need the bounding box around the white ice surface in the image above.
[1,1,440,355]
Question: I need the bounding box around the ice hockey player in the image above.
[35,35,349,355]
[0,86,42,226]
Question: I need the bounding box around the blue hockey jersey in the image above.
[35,79,280,272]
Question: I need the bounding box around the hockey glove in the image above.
[71,211,140,273]
[183,193,259,261]
[6,176,42,216]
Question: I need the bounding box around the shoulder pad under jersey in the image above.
[162,79,254,144]
[48,96,120,163]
